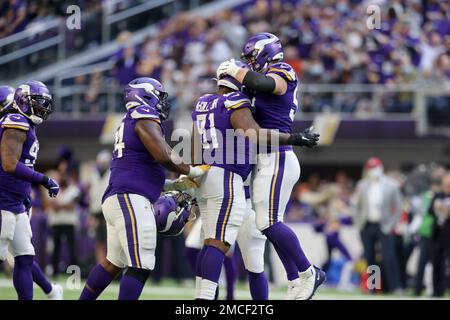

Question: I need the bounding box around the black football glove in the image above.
[288,126,320,148]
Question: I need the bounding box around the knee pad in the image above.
[125,267,150,284]
[0,240,9,261]
[0,211,16,241]
[255,212,270,232]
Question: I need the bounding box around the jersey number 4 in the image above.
[196,113,219,149]
[114,123,125,158]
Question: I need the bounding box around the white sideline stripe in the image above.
[0,279,444,300]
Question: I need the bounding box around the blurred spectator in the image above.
[44,171,81,276]
[353,157,403,293]
[84,69,106,113]
[80,149,112,263]
[0,0,27,38]
[112,44,139,85]
[412,165,446,296]
[429,172,450,297]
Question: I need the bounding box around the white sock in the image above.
[199,279,218,300]
[288,278,301,287]
[194,276,202,299]
[298,265,314,280]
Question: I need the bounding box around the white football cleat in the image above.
[47,283,64,300]
[285,278,302,300]
[286,266,326,300]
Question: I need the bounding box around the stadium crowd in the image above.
[54,0,450,123]
[3,145,446,297]
[1,1,449,121]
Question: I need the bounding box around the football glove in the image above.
[217,58,241,79]
[288,126,320,148]
[165,175,199,191]
[42,176,60,197]
[188,165,210,179]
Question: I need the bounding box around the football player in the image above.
[79,77,208,300]
[0,81,59,300]
[0,85,63,300]
[217,32,326,300]
[192,66,318,300]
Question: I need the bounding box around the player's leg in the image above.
[80,195,124,300]
[223,252,237,300]
[254,151,325,300]
[116,193,157,300]
[31,261,63,299]
[192,199,207,299]
[185,218,203,281]
[198,168,245,300]
[252,153,300,288]
[253,152,309,272]
[10,212,35,300]
[236,202,269,300]
[0,210,16,262]
[25,208,63,299]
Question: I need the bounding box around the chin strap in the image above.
[29,115,43,125]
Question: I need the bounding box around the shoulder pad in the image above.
[1,114,30,131]
[267,62,297,82]
[224,92,252,110]
[130,106,160,122]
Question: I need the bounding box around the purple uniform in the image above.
[0,114,38,213]
[103,105,165,203]
[192,91,254,180]
[253,62,298,152]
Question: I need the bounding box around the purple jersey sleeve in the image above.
[1,114,30,131]
[129,105,161,123]
[223,91,253,112]
[266,62,297,83]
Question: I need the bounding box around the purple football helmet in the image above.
[153,191,196,236]
[13,80,53,125]
[124,77,171,120]
[0,85,14,117]
[242,32,284,72]
[218,60,249,91]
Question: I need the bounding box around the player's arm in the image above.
[217,59,287,95]
[230,108,290,145]
[230,108,319,148]
[135,119,206,178]
[1,128,26,173]
[0,128,59,197]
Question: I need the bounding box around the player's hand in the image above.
[188,165,210,179]
[288,126,320,148]
[173,175,199,191]
[42,177,60,197]
[217,58,241,79]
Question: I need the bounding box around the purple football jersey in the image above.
[253,62,299,152]
[0,114,39,213]
[192,91,255,180]
[103,106,165,203]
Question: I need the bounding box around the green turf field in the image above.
[0,276,446,300]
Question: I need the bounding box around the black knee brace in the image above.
[125,267,150,284]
